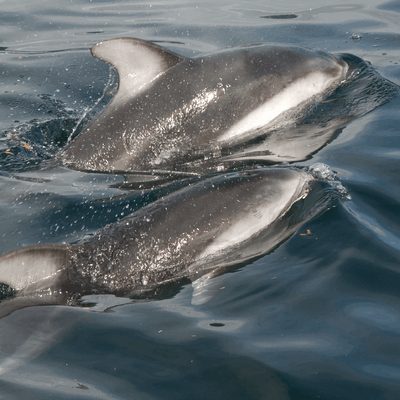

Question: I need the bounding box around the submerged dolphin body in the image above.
[0,168,333,314]
[60,38,348,172]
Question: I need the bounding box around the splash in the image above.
[308,163,350,200]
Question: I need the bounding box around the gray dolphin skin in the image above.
[59,37,348,173]
[0,168,331,314]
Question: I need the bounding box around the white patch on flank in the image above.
[218,71,341,142]
[0,251,60,291]
[198,173,310,259]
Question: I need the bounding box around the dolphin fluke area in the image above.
[0,168,336,314]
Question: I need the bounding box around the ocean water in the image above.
[0,0,400,399]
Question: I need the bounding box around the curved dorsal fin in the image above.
[91,37,184,104]
[0,245,68,292]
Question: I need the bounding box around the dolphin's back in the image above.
[0,168,325,307]
[68,168,315,296]
[60,38,347,172]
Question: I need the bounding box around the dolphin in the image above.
[59,37,348,173]
[0,167,333,315]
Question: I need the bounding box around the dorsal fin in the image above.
[91,37,184,104]
[0,245,68,292]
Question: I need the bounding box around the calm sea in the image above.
[0,0,399,399]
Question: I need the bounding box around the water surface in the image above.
[0,0,400,399]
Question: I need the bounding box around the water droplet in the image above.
[351,33,362,40]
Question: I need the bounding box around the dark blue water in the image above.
[1,1,400,398]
